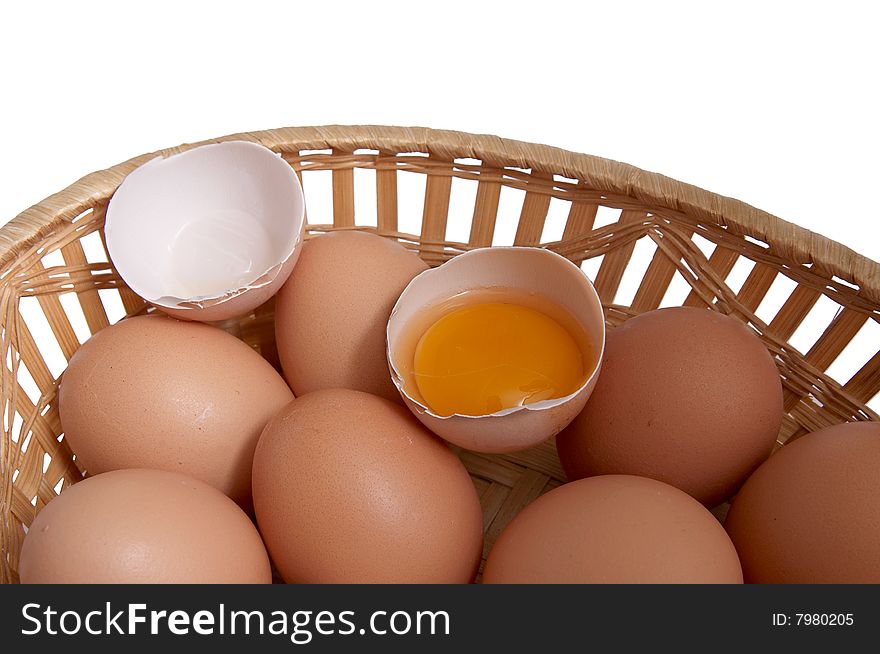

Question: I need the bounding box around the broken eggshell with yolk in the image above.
[387,247,606,453]
[104,140,305,322]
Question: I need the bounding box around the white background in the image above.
[1,1,878,409]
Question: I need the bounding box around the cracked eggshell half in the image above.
[105,141,305,322]
[387,247,606,453]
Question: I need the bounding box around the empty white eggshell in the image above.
[105,140,306,321]
[387,247,606,453]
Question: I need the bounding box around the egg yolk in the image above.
[413,302,586,417]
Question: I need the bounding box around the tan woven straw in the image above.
[1,125,878,583]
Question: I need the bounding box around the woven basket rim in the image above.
[2,124,878,302]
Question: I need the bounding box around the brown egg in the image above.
[483,475,743,584]
[252,388,483,583]
[725,421,880,583]
[19,469,271,583]
[557,307,782,506]
[275,231,428,403]
[59,314,293,508]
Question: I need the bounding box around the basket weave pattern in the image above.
[1,126,878,583]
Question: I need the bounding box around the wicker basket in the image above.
[1,125,878,584]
